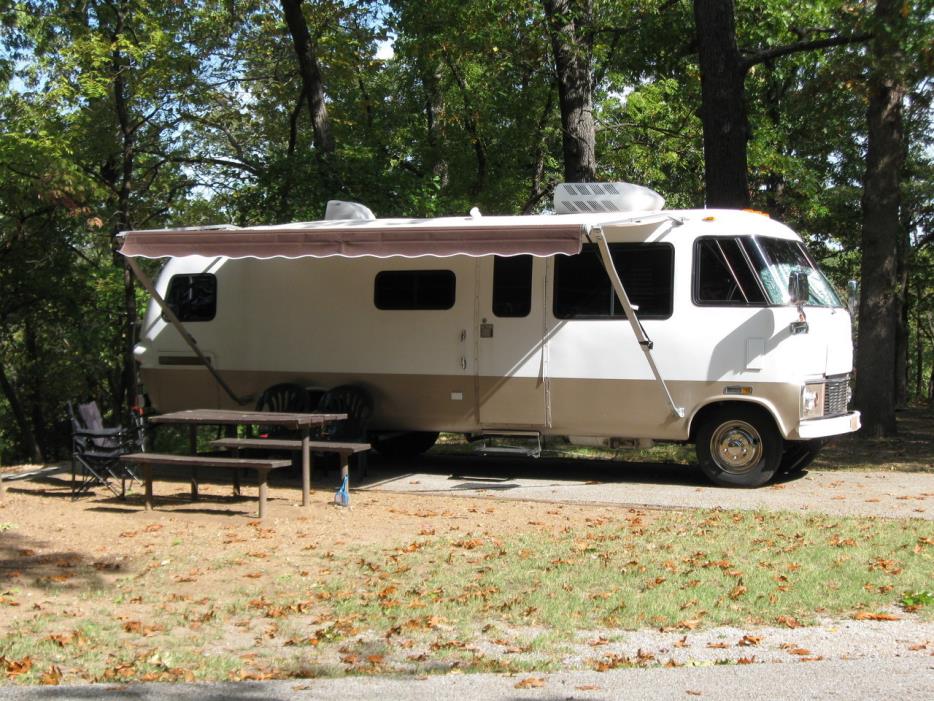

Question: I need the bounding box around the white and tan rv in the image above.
[119,183,861,487]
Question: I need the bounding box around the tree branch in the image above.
[163,155,262,177]
[742,33,871,70]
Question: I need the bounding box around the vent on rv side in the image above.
[553,182,665,215]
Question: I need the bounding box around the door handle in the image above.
[480,323,494,338]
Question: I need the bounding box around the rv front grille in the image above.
[823,374,850,417]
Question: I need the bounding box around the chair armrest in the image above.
[74,426,126,438]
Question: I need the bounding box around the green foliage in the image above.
[1,0,932,461]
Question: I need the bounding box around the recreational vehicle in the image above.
[120,183,861,487]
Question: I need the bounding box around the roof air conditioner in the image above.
[553,182,664,214]
[325,200,376,220]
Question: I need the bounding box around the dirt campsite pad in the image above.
[0,463,932,687]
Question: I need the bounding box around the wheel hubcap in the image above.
[710,421,762,474]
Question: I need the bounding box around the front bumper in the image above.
[794,411,861,440]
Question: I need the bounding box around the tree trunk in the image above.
[693,0,749,208]
[422,58,449,190]
[853,0,906,437]
[895,279,909,408]
[0,360,42,462]
[280,0,335,158]
[442,52,487,197]
[915,280,924,399]
[112,3,140,421]
[542,0,596,183]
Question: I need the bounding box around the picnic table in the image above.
[140,409,348,512]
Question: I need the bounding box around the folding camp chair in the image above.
[68,401,142,498]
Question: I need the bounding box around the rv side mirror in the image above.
[788,270,810,305]
[846,279,858,315]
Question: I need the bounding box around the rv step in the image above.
[473,433,542,458]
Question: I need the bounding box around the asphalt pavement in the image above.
[359,453,934,520]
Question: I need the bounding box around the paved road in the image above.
[2,657,931,700]
[359,453,934,519]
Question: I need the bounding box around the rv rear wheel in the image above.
[695,406,782,488]
[372,431,439,458]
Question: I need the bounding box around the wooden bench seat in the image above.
[210,437,371,481]
[121,452,292,519]
[209,437,370,454]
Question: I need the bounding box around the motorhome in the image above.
[120,183,861,487]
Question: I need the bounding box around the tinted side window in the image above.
[553,244,673,319]
[492,255,533,317]
[375,270,456,310]
[165,274,216,322]
[694,238,767,305]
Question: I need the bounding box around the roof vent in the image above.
[325,200,376,220]
[553,182,664,215]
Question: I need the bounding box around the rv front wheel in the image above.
[779,439,824,475]
[695,406,782,488]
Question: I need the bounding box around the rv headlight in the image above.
[801,383,825,419]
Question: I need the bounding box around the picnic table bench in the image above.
[210,437,371,480]
[121,452,292,519]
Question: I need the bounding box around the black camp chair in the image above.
[315,385,373,475]
[68,401,142,498]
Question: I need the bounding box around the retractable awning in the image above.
[117,216,586,259]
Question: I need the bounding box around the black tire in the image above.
[695,405,783,487]
[779,439,824,475]
[372,431,439,458]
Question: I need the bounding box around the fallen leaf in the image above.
[39,665,62,685]
[853,612,900,621]
[514,677,545,689]
[2,656,33,677]
[738,635,762,647]
[775,615,801,628]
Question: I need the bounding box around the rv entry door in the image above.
[476,256,547,428]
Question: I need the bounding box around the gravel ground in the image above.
[363,463,934,520]
[1,656,932,700]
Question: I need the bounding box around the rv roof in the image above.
[116,212,680,260]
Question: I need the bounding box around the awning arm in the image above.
[125,258,251,407]
[588,226,685,419]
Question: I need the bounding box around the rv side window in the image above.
[553,243,673,319]
[694,238,768,306]
[492,255,533,317]
[374,270,456,310]
[164,274,217,322]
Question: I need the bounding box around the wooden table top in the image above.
[148,409,348,429]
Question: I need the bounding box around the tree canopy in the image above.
[0,0,931,461]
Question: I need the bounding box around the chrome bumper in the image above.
[795,411,861,440]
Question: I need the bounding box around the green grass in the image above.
[2,509,931,684]
[319,510,933,635]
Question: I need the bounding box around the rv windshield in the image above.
[747,237,842,308]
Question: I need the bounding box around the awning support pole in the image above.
[590,227,685,419]
[125,257,250,406]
